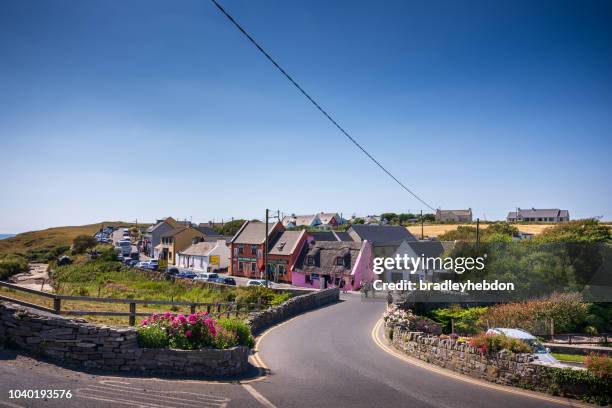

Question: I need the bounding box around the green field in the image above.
[551,353,586,363]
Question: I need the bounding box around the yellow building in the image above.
[157,226,204,265]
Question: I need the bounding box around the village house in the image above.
[435,209,473,222]
[317,212,343,229]
[266,230,308,284]
[229,220,284,279]
[281,214,321,229]
[292,240,374,290]
[176,239,231,272]
[143,217,179,257]
[507,208,570,223]
[154,226,204,265]
[347,224,416,259]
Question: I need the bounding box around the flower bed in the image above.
[137,311,254,350]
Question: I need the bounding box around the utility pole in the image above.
[476,217,480,252]
[277,210,280,223]
[264,208,269,288]
[420,210,424,240]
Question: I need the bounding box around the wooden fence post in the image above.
[53,297,61,314]
[129,302,136,326]
[190,304,196,314]
[207,304,211,314]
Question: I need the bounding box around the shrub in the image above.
[0,254,28,280]
[137,312,254,350]
[72,235,98,254]
[480,292,589,334]
[468,333,532,354]
[585,354,612,378]
[548,367,611,405]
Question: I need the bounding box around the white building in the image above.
[176,239,230,273]
[384,240,451,284]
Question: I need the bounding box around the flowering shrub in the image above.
[137,312,254,350]
[585,353,612,378]
[468,333,532,354]
[383,304,442,335]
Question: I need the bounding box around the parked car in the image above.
[136,261,149,269]
[166,267,179,276]
[486,328,560,364]
[128,259,139,267]
[213,277,236,286]
[147,260,159,270]
[247,279,266,287]
[177,271,197,279]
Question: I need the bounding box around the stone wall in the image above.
[247,288,339,334]
[386,325,580,392]
[0,302,248,376]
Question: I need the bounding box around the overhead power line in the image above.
[210,0,436,212]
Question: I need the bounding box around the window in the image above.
[335,257,344,266]
[305,274,312,284]
[238,262,244,271]
[306,256,315,265]
[251,262,256,272]
[251,245,257,255]
[268,264,276,274]
[278,265,286,275]
[238,246,244,254]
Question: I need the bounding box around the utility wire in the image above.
[210,0,436,211]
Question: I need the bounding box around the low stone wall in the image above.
[247,288,339,334]
[386,324,585,393]
[0,302,248,376]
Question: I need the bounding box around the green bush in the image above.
[217,318,255,348]
[428,305,488,334]
[137,325,169,348]
[548,367,611,405]
[0,254,28,280]
[468,333,532,354]
[72,234,98,254]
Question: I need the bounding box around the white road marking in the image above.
[76,380,229,408]
[241,384,277,408]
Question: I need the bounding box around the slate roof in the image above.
[333,231,354,242]
[294,241,362,276]
[349,224,416,244]
[161,226,188,237]
[268,230,306,256]
[405,240,445,258]
[231,221,281,244]
[308,231,337,241]
[507,208,569,219]
[194,226,220,236]
[180,242,216,256]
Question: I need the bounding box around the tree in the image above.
[220,220,246,236]
[381,213,399,225]
[72,235,98,254]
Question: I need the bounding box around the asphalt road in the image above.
[0,294,586,408]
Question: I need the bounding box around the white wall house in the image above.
[176,239,230,273]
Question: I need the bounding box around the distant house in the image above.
[229,220,284,279]
[317,212,343,229]
[347,224,417,260]
[435,209,473,222]
[281,214,321,229]
[292,240,374,291]
[383,240,451,284]
[363,215,383,225]
[507,208,570,223]
[266,230,308,284]
[176,239,230,272]
[155,226,204,265]
[144,217,179,257]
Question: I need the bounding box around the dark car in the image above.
[166,267,179,276]
[176,271,197,279]
[212,276,236,286]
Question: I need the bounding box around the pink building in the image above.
[291,239,374,291]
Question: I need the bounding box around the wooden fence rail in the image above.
[0,281,261,326]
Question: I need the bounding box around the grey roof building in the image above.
[435,209,473,222]
[507,208,570,223]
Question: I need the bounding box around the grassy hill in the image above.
[0,221,145,257]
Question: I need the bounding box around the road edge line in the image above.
[371,319,594,408]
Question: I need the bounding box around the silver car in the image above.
[486,328,560,364]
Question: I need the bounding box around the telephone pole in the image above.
[420,210,424,240]
[476,217,480,251]
[264,208,269,288]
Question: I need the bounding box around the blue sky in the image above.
[1,0,611,233]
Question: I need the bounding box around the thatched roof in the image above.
[294,241,362,276]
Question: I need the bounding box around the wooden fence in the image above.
[0,281,261,325]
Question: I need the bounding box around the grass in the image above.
[0,221,150,257]
[0,252,288,326]
[551,353,586,363]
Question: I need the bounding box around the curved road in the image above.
[0,294,587,408]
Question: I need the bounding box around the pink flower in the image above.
[204,318,217,337]
[163,311,173,318]
[185,330,192,337]
[177,314,187,324]
[188,314,198,324]
[141,319,148,326]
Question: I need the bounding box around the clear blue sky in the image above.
[1,0,611,233]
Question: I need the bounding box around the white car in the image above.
[486,328,560,364]
[136,261,149,269]
[247,279,267,287]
